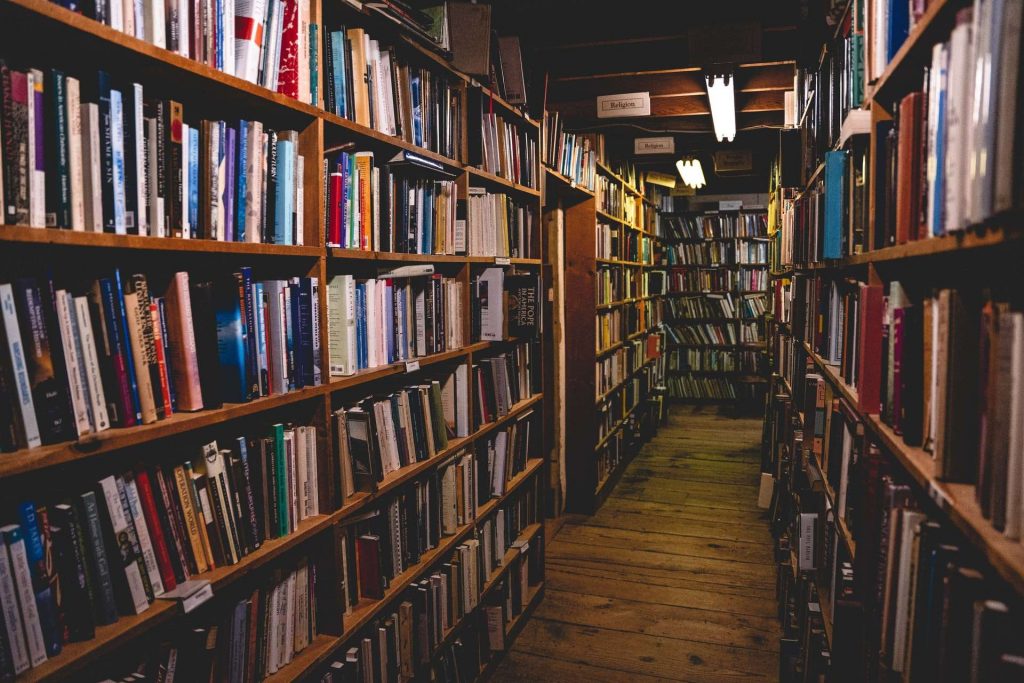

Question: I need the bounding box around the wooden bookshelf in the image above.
[552,153,665,514]
[0,0,552,677]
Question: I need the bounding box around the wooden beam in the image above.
[548,91,785,120]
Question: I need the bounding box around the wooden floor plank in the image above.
[488,406,779,682]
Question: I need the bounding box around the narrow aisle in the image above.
[489,406,780,682]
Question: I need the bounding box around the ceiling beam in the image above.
[547,90,785,120]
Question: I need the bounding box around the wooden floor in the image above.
[489,405,779,683]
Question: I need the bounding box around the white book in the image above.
[131,84,148,236]
[892,510,926,671]
[181,122,190,238]
[109,0,124,32]
[1005,313,1024,539]
[0,529,30,674]
[245,121,264,241]
[0,526,47,667]
[26,70,45,227]
[123,476,165,596]
[110,89,128,233]
[0,284,41,449]
[295,154,304,245]
[944,11,973,232]
[178,0,190,57]
[266,583,282,674]
[478,267,504,341]
[306,427,318,516]
[234,0,267,83]
[146,118,165,236]
[75,295,110,432]
[965,0,990,225]
[133,0,145,39]
[81,103,104,232]
[455,364,469,437]
[56,291,93,437]
[97,477,150,614]
[993,0,1024,212]
[144,0,166,48]
[295,425,309,521]
[223,0,236,77]
[297,0,310,103]
[122,0,135,37]
[66,77,86,231]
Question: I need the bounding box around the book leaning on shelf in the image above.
[44,0,318,103]
[312,486,541,683]
[0,64,307,244]
[322,25,463,160]
[540,111,596,191]
[0,424,319,677]
[469,92,538,189]
[0,268,321,452]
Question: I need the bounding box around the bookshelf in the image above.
[0,0,551,679]
[660,209,770,403]
[765,0,1024,679]
[549,151,666,515]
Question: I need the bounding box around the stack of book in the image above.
[466,188,537,259]
[0,66,307,243]
[473,105,537,189]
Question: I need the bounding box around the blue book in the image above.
[239,267,258,399]
[886,0,909,62]
[932,72,947,236]
[284,284,295,390]
[297,278,314,387]
[331,30,346,118]
[16,503,61,657]
[97,71,117,233]
[275,138,294,245]
[213,277,247,403]
[215,0,224,70]
[113,270,142,422]
[290,280,305,389]
[355,283,366,369]
[236,121,249,242]
[411,75,422,147]
[823,151,846,260]
[109,89,127,234]
[188,128,199,236]
[224,126,236,242]
[254,282,268,395]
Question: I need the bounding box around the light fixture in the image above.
[675,159,706,189]
[705,74,736,142]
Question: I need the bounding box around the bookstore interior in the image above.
[1,0,1023,680]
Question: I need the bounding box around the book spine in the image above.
[109,89,127,233]
[97,278,137,428]
[172,465,210,574]
[113,270,143,422]
[0,526,47,667]
[55,292,92,437]
[97,477,150,615]
[149,301,173,418]
[0,526,31,675]
[153,467,194,579]
[15,504,62,658]
[123,476,165,597]
[132,469,177,592]
[76,492,119,625]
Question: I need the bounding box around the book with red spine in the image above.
[133,467,178,592]
[856,283,883,414]
[276,0,300,99]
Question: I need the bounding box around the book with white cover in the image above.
[891,510,926,671]
[944,10,973,232]
[81,103,104,231]
[66,76,85,231]
[26,70,45,227]
[97,476,151,614]
[0,527,31,674]
[1,525,48,667]
[55,291,92,437]
[478,267,504,341]
[0,283,41,448]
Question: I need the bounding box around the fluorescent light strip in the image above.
[705,74,736,143]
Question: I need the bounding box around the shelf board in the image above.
[596,257,651,267]
[596,357,659,405]
[543,166,595,198]
[0,226,322,256]
[476,84,539,130]
[321,110,463,170]
[0,383,326,479]
[465,166,541,197]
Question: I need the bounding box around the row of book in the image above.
[666,267,767,293]
[596,339,651,399]
[475,105,537,189]
[664,293,767,321]
[664,239,769,267]
[666,348,765,374]
[0,423,318,676]
[540,111,596,191]
[322,26,462,160]
[316,505,542,682]
[596,175,622,217]
[466,187,537,259]
[49,0,317,103]
[0,66,307,243]
[0,268,319,452]
[661,212,768,241]
[665,375,739,400]
[595,222,620,260]
[325,271,463,377]
[664,322,762,347]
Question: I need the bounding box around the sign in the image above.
[634,136,674,154]
[645,171,677,188]
[713,149,754,174]
[670,185,695,197]
[404,360,421,373]
[719,200,743,211]
[494,256,511,266]
[596,92,651,118]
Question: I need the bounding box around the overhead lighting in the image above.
[675,159,706,189]
[705,74,736,142]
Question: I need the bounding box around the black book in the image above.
[75,491,118,626]
[898,303,924,446]
[188,279,224,409]
[44,69,71,229]
[49,503,96,642]
[505,274,540,339]
[120,82,140,234]
[96,71,117,232]
[225,444,254,556]
[347,407,383,489]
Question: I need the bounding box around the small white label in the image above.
[597,92,651,118]
[495,257,511,266]
[181,583,214,613]
[405,360,421,373]
[928,482,950,510]
[519,542,529,554]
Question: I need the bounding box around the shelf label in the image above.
[404,360,421,373]
[597,92,651,118]
[928,482,950,511]
[495,256,511,266]
[635,138,675,156]
[519,542,530,554]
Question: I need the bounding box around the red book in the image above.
[857,283,884,414]
[150,302,174,418]
[891,307,905,433]
[329,170,342,246]
[133,468,178,591]
[895,92,923,244]
[163,272,203,411]
[276,0,300,99]
[355,534,384,599]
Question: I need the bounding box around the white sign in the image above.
[494,256,511,266]
[404,360,421,373]
[597,92,651,118]
[634,136,675,154]
[645,171,677,188]
[719,200,743,211]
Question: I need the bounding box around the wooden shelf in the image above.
[0,226,322,256]
[596,257,651,267]
[465,166,542,197]
[596,358,659,404]
[868,0,956,108]
[476,84,539,130]
[543,166,596,198]
[476,583,545,681]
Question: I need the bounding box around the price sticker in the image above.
[404,360,421,373]
[495,257,511,266]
